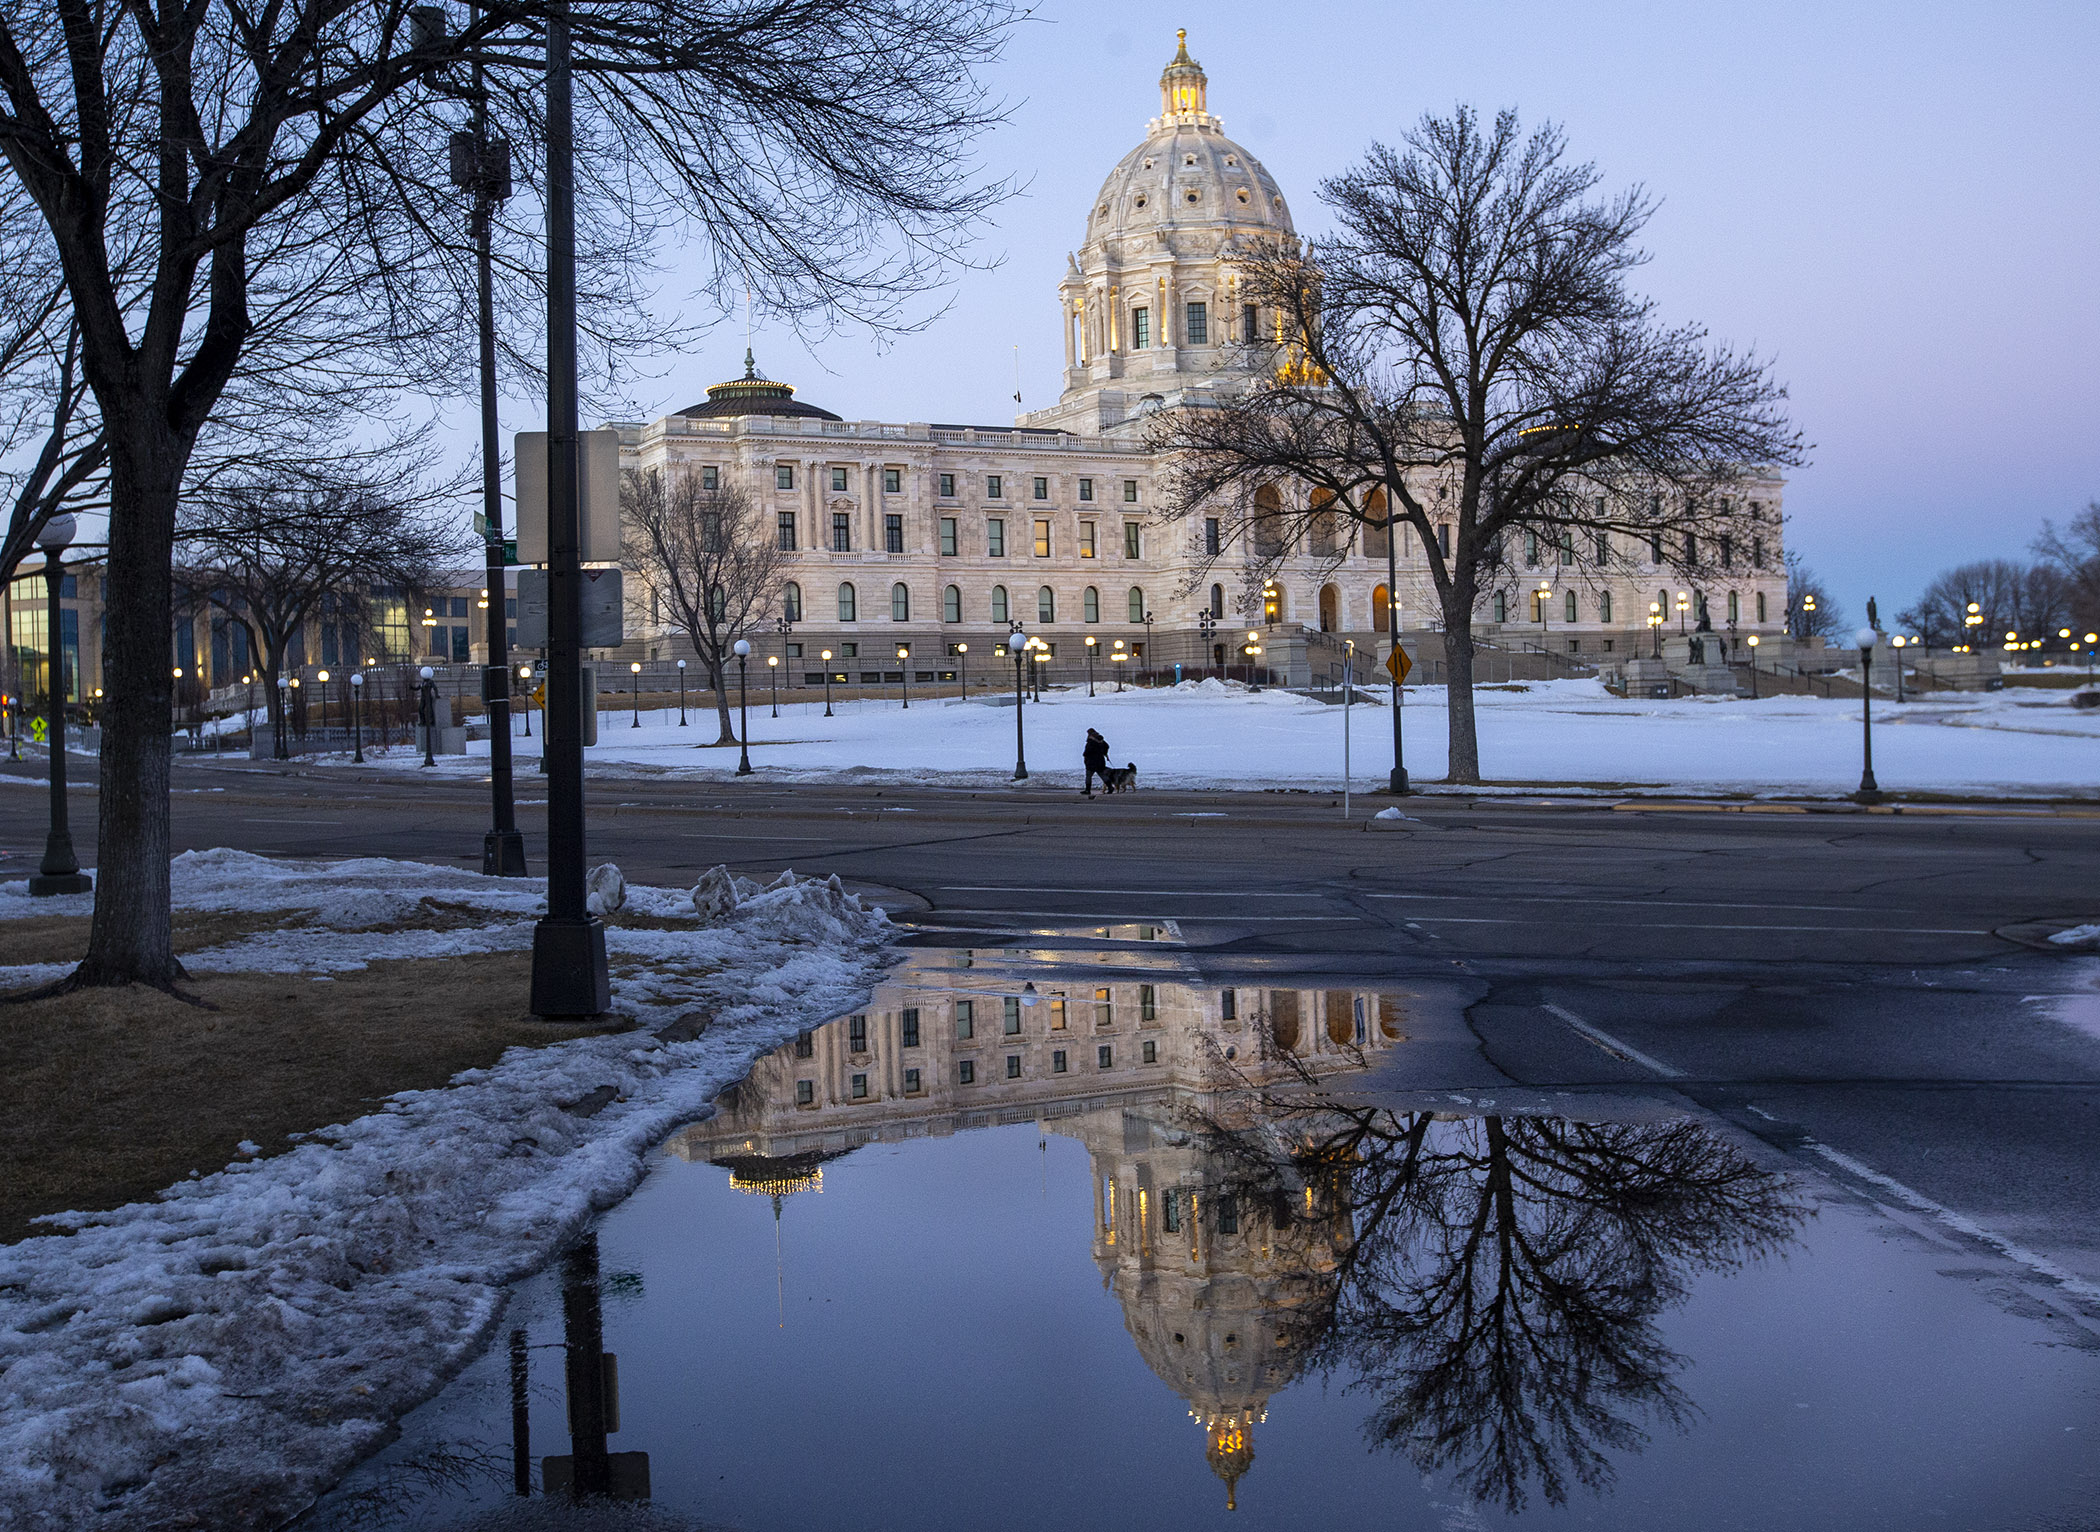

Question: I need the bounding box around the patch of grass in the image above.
[0,950,616,1241]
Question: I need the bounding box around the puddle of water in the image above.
[307,962,2099,1531]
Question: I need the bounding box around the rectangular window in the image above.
[1220,988,1236,1020]
[1216,1195,1238,1235]
[1596,530,1610,562]
[776,464,794,491]
[1141,1039,1157,1064]
[850,1072,868,1099]
[1185,301,1207,345]
[958,1060,976,1085]
[1131,307,1150,349]
[1006,1054,1022,1079]
[1438,524,1452,558]
[885,514,904,554]
[777,512,798,551]
[832,513,852,552]
[1685,532,1698,564]
[1139,984,1157,1022]
[848,1014,867,1052]
[1078,477,1094,502]
[794,1030,814,1059]
[939,517,958,556]
[1204,517,1220,556]
[831,467,849,493]
[939,473,956,498]
[1123,523,1141,559]
[1163,1192,1181,1233]
[1097,1044,1113,1070]
[904,1067,922,1094]
[987,475,1003,499]
[1753,538,1766,570]
[450,596,469,618]
[1720,535,1734,569]
[1243,302,1259,341]
[1049,998,1067,1030]
[1034,519,1052,558]
[1033,476,1049,501]
[1079,521,1096,558]
[701,465,720,490]
[1052,1049,1068,1073]
[1094,987,1113,1028]
[1004,997,1022,1035]
[884,467,902,494]
[987,519,1005,557]
[1757,590,1768,622]
[796,1079,814,1106]
[955,1000,974,1039]
[900,1007,921,1047]
[1123,480,1139,503]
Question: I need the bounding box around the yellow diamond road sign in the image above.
[1385,644,1413,683]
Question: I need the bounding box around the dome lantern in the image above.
[1159,29,1210,125]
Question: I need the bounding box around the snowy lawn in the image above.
[311,677,2099,799]
[0,851,890,1531]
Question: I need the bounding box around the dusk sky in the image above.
[581,0,2100,620]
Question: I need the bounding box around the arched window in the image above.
[1251,485,1285,556]
[891,583,910,621]
[1209,583,1224,618]
[837,582,857,622]
[943,584,961,623]
[1083,586,1100,622]
[1493,589,1506,624]
[1756,590,1767,623]
[1563,590,1576,623]
[1127,586,1145,623]
[1038,586,1056,623]
[1727,590,1740,623]
[1373,584,1392,630]
[1598,590,1613,623]
[782,581,803,623]
[708,584,727,621]
[990,585,1009,624]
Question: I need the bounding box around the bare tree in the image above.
[1781,550,1845,641]
[1152,108,1804,784]
[174,461,469,756]
[2033,502,2100,635]
[1896,557,2071,649]
[0,0,1016,989]
[622,469,786,744]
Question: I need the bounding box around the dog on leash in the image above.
[1101,762,1138,794]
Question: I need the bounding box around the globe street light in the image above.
[1112,637,1127,692]
[349,671,365,763]
[1854,626,1881,802]
[1648,600,1663,658]
[820,650,835,717]
[896,645,911,710]
[956,642,968,701]
[676,658,688,726]
[1890,635,1907,703]
[316,669,331,741]
[1746,634,1760,698]
[767,653,779,717]
[1244,633,1264,692]
[1535,581,1552,644]
[418,665,438,767]
[1676,590,1690,635]
[1084,633,1097,697]
[1009,624,1029,781]
[519,665,536,737]
[733,637,752,775]
[629,659,642,727]
[275,674,290,760]
[1142,608,1155,685]
[28,513,89,896]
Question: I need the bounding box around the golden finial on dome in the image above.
[1174,28,1190,63]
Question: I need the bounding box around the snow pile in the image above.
[0,853,890,1532]
[2047,923,2100,948]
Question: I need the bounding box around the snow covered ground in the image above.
[0,851,890,1531]
[313,677,2098,798]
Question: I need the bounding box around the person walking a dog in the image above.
[1082,728,1110,798]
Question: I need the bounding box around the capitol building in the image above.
[612,33,1790,689]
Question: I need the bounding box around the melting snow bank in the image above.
[0,850,892,1532]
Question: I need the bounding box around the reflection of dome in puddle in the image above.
[714,1149,837,1201]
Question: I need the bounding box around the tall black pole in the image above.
[560,1234,613,1498]
[1012,644,1028,780]
[508,1327,532,1496]
[736,653,752,774]
[530,0,610,1018]
[1385,509,1408,794]
[471,27,525,878]
[1856,642,1880,802]
[30,543,89,896]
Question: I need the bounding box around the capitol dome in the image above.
[1085,31,1293,247]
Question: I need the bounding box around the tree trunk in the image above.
[1442,615,1482,785]
[74,429,182,987]
[708,661,736,745]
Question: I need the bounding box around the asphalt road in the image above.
[6,750,2099,1317]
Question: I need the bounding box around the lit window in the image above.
[1095,987,1112,1027]
[1034,519,1051,558]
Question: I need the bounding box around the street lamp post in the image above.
[1648,601,1663,659]
[1111,638,1126,692]
[1536,581,1552,646]
[1676,590,1691,635]
[275,675,290,759]
[676,658,687,726]
[1244,633,1264,691]
[1854,627,1881,803]
[1084,634,1097,697]
[1746,635,1759,698]
[316,669,331,742]
[350,671,366,762]
[518,665,534,736]
[1197,608,1216,679]
[1142,609,1154,686]
[733,638,752,775]
[1890,635,1907,703]
[28,514,89,896]
[956,642,968,701]
[629,660,642,727]
[897,645,911,709]
[820,650,834,717]
[767,654,779,717]
[1009,624,1028,781]
[418,665,439,767]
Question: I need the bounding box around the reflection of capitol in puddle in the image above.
[670,955,1416,1509]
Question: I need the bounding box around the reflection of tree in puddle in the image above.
[1194,1094,1807,1512]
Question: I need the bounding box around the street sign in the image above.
[514,428,622,564]
[1385,644,1413,683]
[515,567,624,649]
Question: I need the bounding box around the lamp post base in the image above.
[1386,767,1410,795]
[530,916,611,1018]
[29,871,92,897]
[483,829,528,878]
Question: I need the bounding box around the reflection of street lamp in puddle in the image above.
[727,1152,826,1328]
